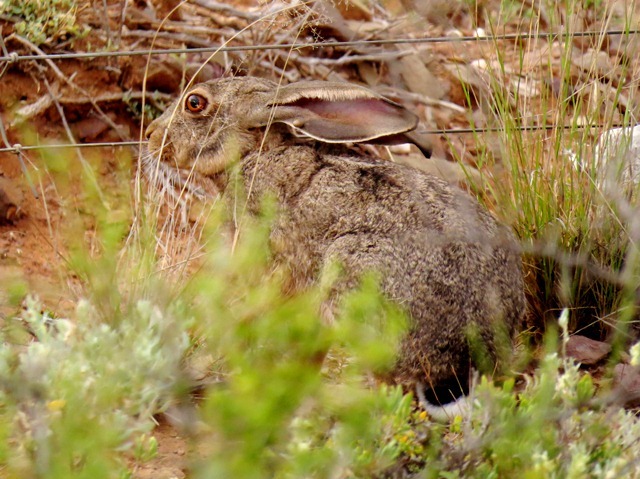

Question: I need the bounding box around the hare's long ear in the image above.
[250,81,431,157]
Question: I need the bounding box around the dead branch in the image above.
[10,34,128,139]
[120,29,218,48]
[190,0,261,21]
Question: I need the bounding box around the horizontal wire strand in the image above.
[1,28,639,63]
[0,124,622,154]
[0,141,144,153]
[0,28,636,154]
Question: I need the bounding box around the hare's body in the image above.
[146,76,525,407]
[242,146,522,398]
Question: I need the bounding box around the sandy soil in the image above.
[3,0,638,474]
[0,64,190,475]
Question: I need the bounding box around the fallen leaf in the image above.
[395,55,447,100]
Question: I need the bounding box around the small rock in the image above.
[0,192,18,224]
[145,60,183,93]
[572,49,615,78]
[565,335,611,365]
[333,0,372,21]
[71,116,113,141]
[395,55,447,100]
[613,363,640,407]
[594,125,640,193]
[309,0,358,41]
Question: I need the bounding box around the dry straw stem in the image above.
[132,2,315,276]
[473,0,640,329]
[3,0,640,326]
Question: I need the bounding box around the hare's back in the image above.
[244,146,506,243]
[303,153,524,385]
[312,152,501,241]
[245,146,524,370]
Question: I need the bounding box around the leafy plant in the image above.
[0,296,191,478]
[3,0,640,477]
[436,319,640,478]
[2,0,89,45]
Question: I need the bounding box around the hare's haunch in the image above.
[145,76,525,416]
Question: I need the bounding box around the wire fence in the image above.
[1,29,639,63]
[1,26,639,155]
[0,125,623,154]
[0,141,144,154]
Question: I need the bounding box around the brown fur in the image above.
[145,76,526,403]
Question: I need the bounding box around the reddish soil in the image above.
[3,0,636,474]
[133,419,188,479]
[0,65,188,475]
[0,144,73,314]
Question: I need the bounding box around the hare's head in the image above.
[145,76,431,184]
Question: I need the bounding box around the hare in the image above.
[145,76,525,419]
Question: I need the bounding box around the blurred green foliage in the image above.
[2,0,89,45]
[2,0,640,473]
[0,146,639,478]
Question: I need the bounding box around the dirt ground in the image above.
[133,419,188,479]
[3,0,640,475]
[0,63,191,474]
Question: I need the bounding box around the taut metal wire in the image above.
[1,29,639,63]
[0,124,621,154]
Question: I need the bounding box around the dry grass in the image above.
[3,0,640,359]
[3,0,640,477]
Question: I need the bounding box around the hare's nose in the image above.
[145,119,161,139]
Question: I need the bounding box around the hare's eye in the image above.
[185,94,207,113]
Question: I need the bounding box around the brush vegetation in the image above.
[1,0,88,46]
[2,0,640,477]
[1,158,640,477]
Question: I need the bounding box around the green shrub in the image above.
[439,326,640,478]
[2,0,89,45]
[0,296,191,478]
[3,0,640,475]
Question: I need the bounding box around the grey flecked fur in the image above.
[145,76,526,404]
